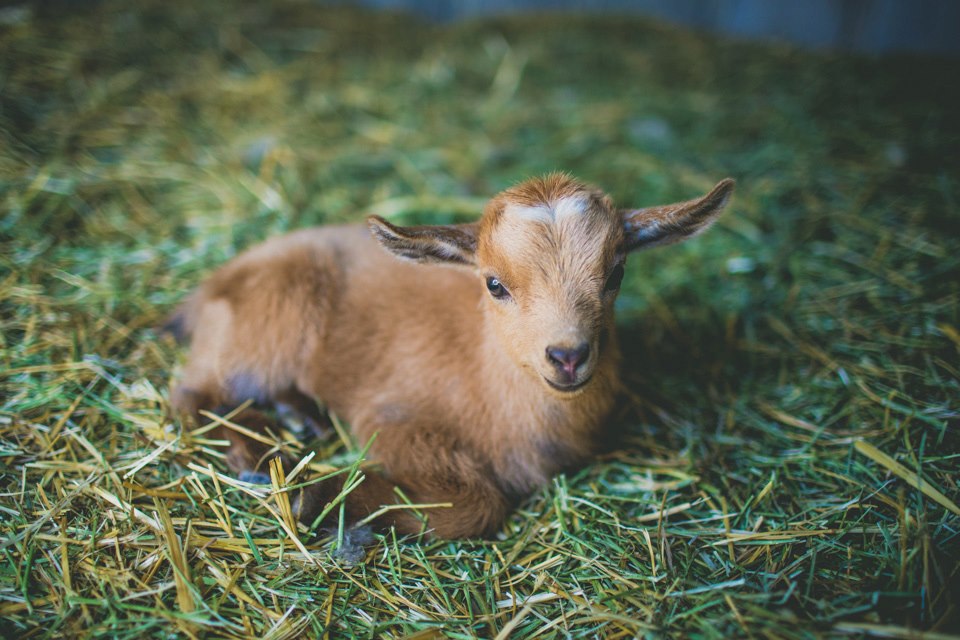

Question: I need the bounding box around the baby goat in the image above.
[167,173,734,539]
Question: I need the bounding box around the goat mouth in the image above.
[543,375,592,394]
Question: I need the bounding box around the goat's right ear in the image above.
[367,216,479,267]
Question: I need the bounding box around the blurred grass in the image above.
[1,1,959,637]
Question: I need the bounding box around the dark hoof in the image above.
[332,525,375,564]
[239,470,272,484]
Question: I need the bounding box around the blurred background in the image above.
[1,0,958,637]
[361,0,960,54]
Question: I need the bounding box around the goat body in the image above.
[168,173,733,538]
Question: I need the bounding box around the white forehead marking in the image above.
[494,194,599,259]
[553,195,588,220]
[504,195,588,224]
[506,203,552,223]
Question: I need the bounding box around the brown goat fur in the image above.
[167,173,734,539]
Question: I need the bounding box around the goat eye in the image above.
[604,264,625,292]
[486,276,510,299]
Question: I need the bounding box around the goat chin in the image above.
[165,172,734,541]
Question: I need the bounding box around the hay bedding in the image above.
[1,1,958,637]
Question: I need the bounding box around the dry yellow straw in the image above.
[854,440,960,516]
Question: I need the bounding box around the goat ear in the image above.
[621,179,735,252]
[367,216,479,266]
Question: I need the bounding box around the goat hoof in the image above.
[239,470,272,484]
[332,525,375,564]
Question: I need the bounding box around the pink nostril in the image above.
[546,343,590,379]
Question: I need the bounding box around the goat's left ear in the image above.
[622,179,735,252]
[368,216,479,266]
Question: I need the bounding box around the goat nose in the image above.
[546,343,590,378]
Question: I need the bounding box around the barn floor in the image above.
[1,1,958,637]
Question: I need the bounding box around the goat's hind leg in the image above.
[172,378,296,484]
[168,300,300,483]
[274,388,332,439]
[167,238,335,482]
